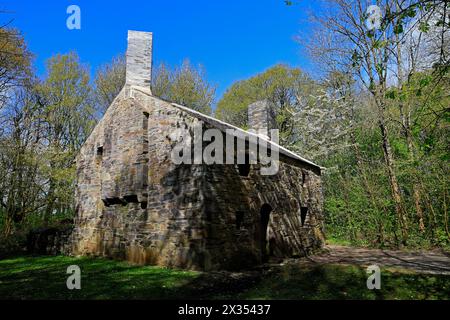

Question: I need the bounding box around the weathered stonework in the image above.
[247,100,277,135]
[70,31,325,271]
[27,224,73,255]
[126,31,153,90]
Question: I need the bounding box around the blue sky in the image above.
[1,0,319,104]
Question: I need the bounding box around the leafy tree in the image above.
[301,0,449,246]
[93,57,215,115]
[153,60,215,115]
[215,64,318,145]
[0,26,36,236]
[35,52,96,223]
[0,86,44,236]
[0,27,32,108]
[1,49,97,235]
[94,55,126,114]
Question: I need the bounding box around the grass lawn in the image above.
[231,264,450,300]
[0,255,449,300]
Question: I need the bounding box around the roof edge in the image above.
[129,85,324,171]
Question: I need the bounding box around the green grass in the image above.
[0,255,199,299]
[0,255,449,300]
[228,264,450,300]
[325,237,353,246]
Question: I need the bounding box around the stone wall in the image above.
[201,156,324,270]
[247,100,277,135]
[72,88,209,268]
[27,224,73,255]
[126,31,153,90]
[71,89,324,270]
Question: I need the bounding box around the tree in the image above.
[35,52,96,223]
[93,57,215,115]
[1,50,99,235]
[94,55,126,114]
[291,71,354,160]
[0,27,32,109]
[302,0,449,246]
[0,86,44,236]
[0,26,35,236]
[215,64,318,145]
[152,60,215,115]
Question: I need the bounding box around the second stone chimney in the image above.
[248,100,277,137]
[126,30,153,90]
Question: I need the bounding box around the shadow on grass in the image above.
[0,255,199,299]
[220,264,450,300]
[0,255,449,300]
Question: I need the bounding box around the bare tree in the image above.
[94,55,126,114]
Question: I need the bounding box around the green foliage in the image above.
[215,64,317,134]
[0,51,96,237]
[35,52,96,220]
[153,60,216,115]
[0,27,32,104]
[37,52,96,152]
[324,69,450,248]
[93,57,216,115]
[302,0,450,248]
[94,55,126,114]
[419,22,430,33]
[0,25,217,238]
[394,22,404,35]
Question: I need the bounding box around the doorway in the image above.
[260,204,272,262]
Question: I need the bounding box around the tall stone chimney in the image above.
[126,30,153,90]
[247,100,277,136]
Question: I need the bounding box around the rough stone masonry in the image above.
[70,30,325,271]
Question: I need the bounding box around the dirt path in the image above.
[297,245,450,275]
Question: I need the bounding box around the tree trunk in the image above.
[3,215,13,237]
[395,26,425,233]
[399,103,425,233]
[409,147,425,233]
[351,131,385,245]
[377,107,408,245]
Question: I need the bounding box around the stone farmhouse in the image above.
[71,31,325,270]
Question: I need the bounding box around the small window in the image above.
[123,195,139,203]
[103,197,125,207]
[238,164,250,176]
[235,211,244,230]
[96,146,103,164]
[300,207,308,227]
[143,112,149,154]
[238,152,250,176]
